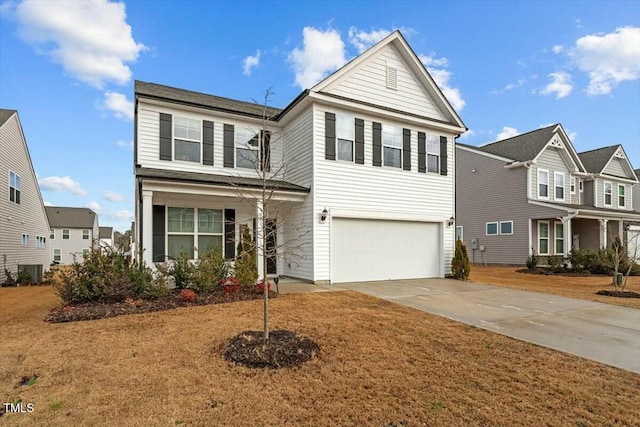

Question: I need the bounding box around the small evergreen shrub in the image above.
[190,246,229,292]
[235,226,258,286]
[17,270,32,285]
[180,288,196,303]
[526,254,538,270]
[450,239,471,280]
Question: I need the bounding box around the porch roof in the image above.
[529,200,640,220]
[135,167,310,193]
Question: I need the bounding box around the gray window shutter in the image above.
[261,130,271,172]
[403,128,411,171]
[152,205,165,262]
[159,113,172,161]
[372,122,382,167]
[440,136,448,176]
[224,209,235,260]
[224,124,234,168]
[203,120,214,166]
[355,118,364,164]
[418,132,426,173]
[325,112,336,160]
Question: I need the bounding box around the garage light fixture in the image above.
[320,208,328,223]
[447,216,455,227]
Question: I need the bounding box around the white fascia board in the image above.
[553,124,588,172]
[595,174,638,184]
[533,133,581,172]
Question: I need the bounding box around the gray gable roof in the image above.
[0,109,16,127]
[135,81,282,119]
[99,226,113,238]
[578,145,619,174]
[45,206,97,229]
[475,124,558,162]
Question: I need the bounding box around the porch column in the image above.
[142,190,154,267]
[256,199,264,280]
[599,219,608,248]
[564,217,572,255]
[617,220,624,242]
[528,219,533,256]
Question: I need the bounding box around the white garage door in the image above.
[331,218,441,283]
[628,226,640,263]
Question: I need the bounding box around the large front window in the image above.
[167,207,222,260]
[538,170,549,199]
[604,181,612,206]
[174,117,201,163]
[236,127,259,169]
[427,134,440,173]
[9,171,21,204]
[336,115,354,162]
[554,172,565,201]
[538,221,549,255]
[555,222,564,254]
[383,125,402,168]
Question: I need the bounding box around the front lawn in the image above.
[1,286,638,426]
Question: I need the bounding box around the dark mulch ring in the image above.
[222,329,320,369]
[596,290,640,299]
[517,268,594,276]
[45,289,277,323]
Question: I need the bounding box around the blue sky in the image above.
[1,0,639,232]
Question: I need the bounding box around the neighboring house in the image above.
[99,226,113,248]
[456,124,640,265]
[134,31,466,284]
[46,207,99,265]
[626,168,640,262]
[0,109,51,283]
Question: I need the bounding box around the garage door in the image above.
[331,218,441,283]
[628,226,640,263]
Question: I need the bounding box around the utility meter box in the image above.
[471,238,478,250]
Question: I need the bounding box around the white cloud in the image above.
[43,200,53,206]
[85,201,101,212]
[552,45,564,54]
[104,210,134,221]
[116,139,133,150]
[243,49,261,76]
[103,191,125,202]
[569,26,640,95]
[288,26,347,89]
[497,127,519,140]
[492,77,526,94]
[348,27,391,53]
[458,129,475,140]
[39,176,87,196]
[421,59,466,111]
[103,92,134,121]
[540,72,573,99]
[14,0,145,88]
[567,131,578,141]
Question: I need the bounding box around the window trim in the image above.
[235,126,259,169]
[426,134,440,174]
[335,114,355,163]
[603,181,612,207]
[570,177,576,194]
[50,229,55,240]
[554,172,565,202]
[499,221,513,235]
[21,234,29,245]
[554,221,565,255]
[382,124,402,169]
[9,170,21,204]
[486,222,498,236]
[167,207,224,260]
[618,184,626,208]
[82,229,90,240]
[455,226,463,241]
[173,116,202,163]
[53,249,61,262]
[538,221,550,255]
[62,229,70,240]
[538,169,549,199]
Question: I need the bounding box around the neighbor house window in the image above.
[174,116,201,163]
[427,134,440,173]
[538,169,549,199]
[570,177,576,194]
[382,125,402,168]
[455,226,463,241]
[62,229,70,240]
[618,184,625,208]
[554,172,565,201]
[555,222,564,254]
[499,221,513,235]
[50,229,54,240]
[167,207,223,260]
[604,181,612,206]
[36,236,46,248]
[82,229,90,240]
[235,127,259,169]
[486,222,498,236]
[336,114,354,162]
[9,171,21,204]
[83,249,90,258]
[538,221,550,255]
[21,234,29,245]
[53,249,61,262]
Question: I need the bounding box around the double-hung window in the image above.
[50,229,55,240]
[554,172,565,201]
[9,171,21,204]
[82,229,90,240]
[427,134,440,173]
[53,249,61,262]
[555,222,564,254]
[382,125,402,168]
[62,229,70,240]
[174,117,201,163]
[21,234,29,245]
[538,169,549,199]
[336,115,354,162]
[235,128,259,169]
[618,184,626,208]
[167,207,223,260]
[604,181,612,206]
[538,221,549,255]
[570,177,576,194]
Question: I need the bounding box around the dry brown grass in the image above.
[469,265,640,309]
[1,286,639,426]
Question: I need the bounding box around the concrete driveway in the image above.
[336,278,640,374]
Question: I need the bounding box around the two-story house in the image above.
[0,109,51,283]
[46,206,99,265]
[456,124,639,265]
[134,31,466,284]
[629,168,640,261]
[99,226,113,248]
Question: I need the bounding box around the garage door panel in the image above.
[331,218,440,283]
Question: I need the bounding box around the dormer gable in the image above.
[579,145,638,182]
[532,125,585,174]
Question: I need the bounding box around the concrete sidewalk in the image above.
[336,278,640,374]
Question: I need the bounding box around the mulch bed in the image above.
[517,268,594,276]
[595,290,640,299]
[222,329,320,369]
[45,288,277,323]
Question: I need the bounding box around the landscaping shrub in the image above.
[450,239,471,280]
[169,253,196,289]
[220,277,240,295]
[190,246,229,292]
[526,254,538,270]
[180,288,196,303]
[546,255,563,272]
[17,269,32,285]
[235,227,258,286]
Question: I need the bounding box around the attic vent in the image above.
[386,65,397,90]
[614,147,625,158]
[550,137,563,148]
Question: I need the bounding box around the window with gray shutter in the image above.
[325,112,336,160]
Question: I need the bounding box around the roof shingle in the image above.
[577,145,619,174]
[45,207,97,229]
[0,109,16,127]
[475,124,558,162]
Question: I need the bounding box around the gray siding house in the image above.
[99,226,113,248]
[46,207,99,265]
[0,109,51,283]
[456,124,640,265]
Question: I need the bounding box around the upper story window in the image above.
[50,229,55,240]
[336,115,354,162]
[21,234,29,245]
[570,177,576,194]
[174,117,201,163]
[383,125,402,168]
[82,229,90,240]
[538,169,549,199]
[618,184,625,208]
[554,172,565,201]
[604,181,612,206]
[63,229,70,240]
[9,171,21,204]
[236,128,259,169]
[427,134,440,173]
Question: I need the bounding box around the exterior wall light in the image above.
[447,216,455,227]
[321,208,328,223]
